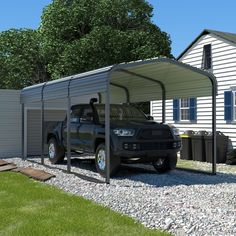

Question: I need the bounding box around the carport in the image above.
[20,57,217,184]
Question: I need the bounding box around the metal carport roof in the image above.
[21,58,216,103]
[20,57,217,184]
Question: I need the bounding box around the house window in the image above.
[173,98,197,122]
[180,98,190,121]
[202,44,212,70]
[224,90,235,122]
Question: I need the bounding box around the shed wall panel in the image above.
[27,109,66,156]
[0,90,21,157]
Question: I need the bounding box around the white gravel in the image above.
[4,157,236,236]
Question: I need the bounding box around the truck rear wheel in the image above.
[95,143,120,177]
[48,137,65,164]
[152,153,177,173]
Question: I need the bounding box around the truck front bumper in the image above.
[112,137,181,163]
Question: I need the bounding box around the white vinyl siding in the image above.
[0,90,21,157]
[151,33,236,148]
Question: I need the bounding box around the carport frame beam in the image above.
[41,100,45,165]
[110,82,130,103]
[174,61,217,174]
[67,97,71,173]
[212,80,217,174]
[67,79,72,173]
[21,104,25,160]
[41,82,47,165]
[105,78,111,184]
[119,69,166,123]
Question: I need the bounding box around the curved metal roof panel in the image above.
[20,66,113,103]
[20,58,216,104]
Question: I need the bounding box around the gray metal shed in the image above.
[20,57,217,183]
[0,90,22,157]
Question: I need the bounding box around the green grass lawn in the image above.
[0,172,170,236]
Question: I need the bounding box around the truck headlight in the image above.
[172,128,180,136]
[113,128,135,137]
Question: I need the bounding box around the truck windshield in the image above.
[95,104,147,122]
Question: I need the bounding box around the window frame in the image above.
[180,98,190,121]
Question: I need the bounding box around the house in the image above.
[151,29,236,149]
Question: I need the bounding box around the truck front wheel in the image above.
[95,143,120,177]
[48,137,65,164]
[152,153,177,173]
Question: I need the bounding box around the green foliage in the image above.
[0,29,49,89]
[40,0,172,79]
[91,0,153,30]
[40,0,95,42]
[0,172,170,236]
[0,0,172,88]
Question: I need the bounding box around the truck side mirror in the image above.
[147,115,154,120]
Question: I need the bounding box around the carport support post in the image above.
[21,104,25,160]
[67,97,71,173]
[162,89,166,123]
[41,101,45,165]
[212,86,217,174]
[105,80,110,184]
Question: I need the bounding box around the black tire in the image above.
[153,153,177,173]
[48,137,65,164]
[95,143,120,177]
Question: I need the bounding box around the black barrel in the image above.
[180,130,195,160]
[204,131,228,163]
[191,131,208,162]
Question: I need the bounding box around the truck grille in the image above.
[140,142,173,150]
[139,129,173,140]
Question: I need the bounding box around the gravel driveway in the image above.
[5,157,236,236]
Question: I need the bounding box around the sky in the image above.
[0,0,236,58]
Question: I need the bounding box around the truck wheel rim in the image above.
[49,143,55,159]
[97,149,106,171]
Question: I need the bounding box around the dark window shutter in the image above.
[224,91,233,122]
[189,98,197,122]
[173,99,180,121]
[201,44,212,70]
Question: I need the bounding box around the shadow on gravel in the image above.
[116,164,236,187]
[26,157,104,184]
[11,156,236,187]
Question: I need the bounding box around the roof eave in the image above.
[177,29,210,61]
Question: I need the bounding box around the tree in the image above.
[0,29,48,89]
[40,0,172,79]
[0,0,172,107]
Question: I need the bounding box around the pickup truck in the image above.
[46,98,181,177]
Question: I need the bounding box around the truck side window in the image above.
[81,107,94,122]
[70,108,82,123]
